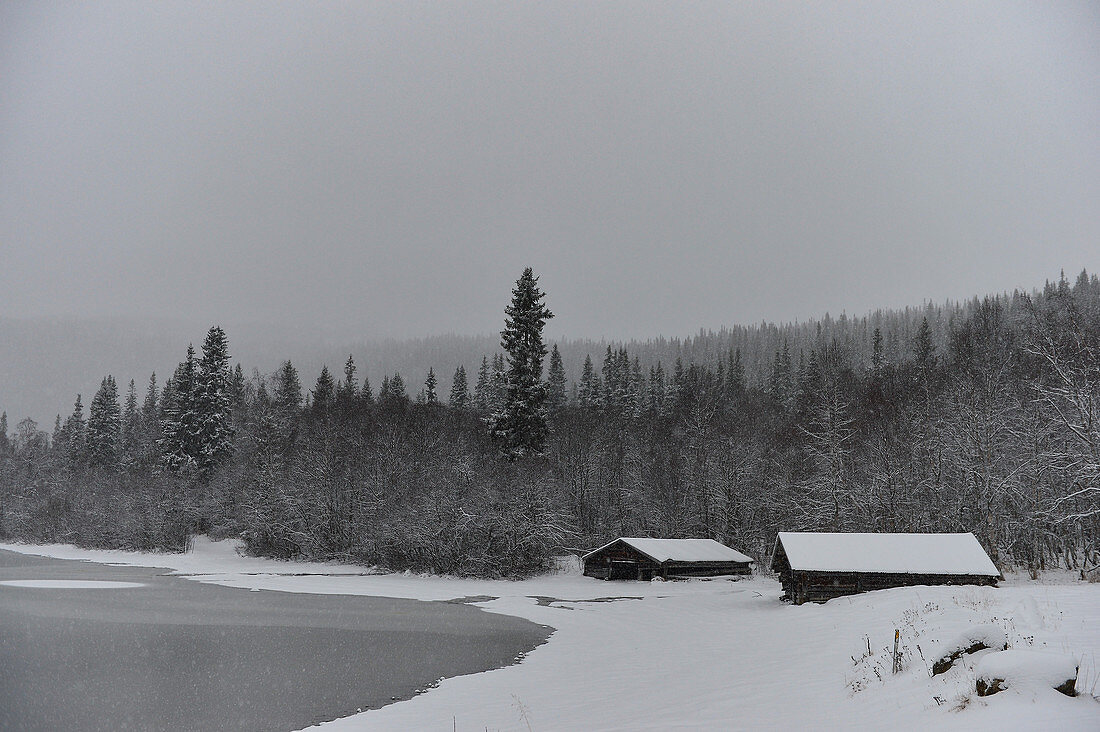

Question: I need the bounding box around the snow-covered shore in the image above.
[3,538,1097,731]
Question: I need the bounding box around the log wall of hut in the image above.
[773,550,997,604]
[664,561,752,578]
[583,541,751,580]
[583,543,661,580]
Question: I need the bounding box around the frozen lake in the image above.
[0,549,550,731]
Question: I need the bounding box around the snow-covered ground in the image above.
[3,538,1098,731]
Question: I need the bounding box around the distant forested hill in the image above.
[0,279,1046,429]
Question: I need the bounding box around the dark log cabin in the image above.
[583,538,754,580]
[771,532,1001,605]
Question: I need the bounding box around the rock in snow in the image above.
[975,649,1078,697]
[932,624,1008,675]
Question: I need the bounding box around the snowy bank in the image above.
[2,538,1098,731]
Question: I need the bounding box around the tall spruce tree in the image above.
[339,355,358,404]
[473,356,491,411]
[274,361,302,416]
[312,366,336,415]
[196,326,234,472]
[424,367,439,405]
[629,355,645,417]
[121,378,139,462]
[390,372,407,402]
[273,360,303,446]
[86,376,120,467]
[142,374,158,422]
[228,364,246,413]
[913,316,938,380]
[579,354,601,408]
[379,372,408,407]
[160,345,200,471]
[60,395,87,462]
[488,267,554,457]
[546,344,567,411]
[449,365,469,409]
[871,327,885,372]
[134,373,159,467]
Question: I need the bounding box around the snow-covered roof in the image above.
[583,538,754,564]
[774,532,1000,576]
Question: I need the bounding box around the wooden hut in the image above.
[583,538,754,580]
[771,532,1001,605]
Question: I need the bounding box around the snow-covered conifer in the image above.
[472,356,491,411]
[159,345,201,472]
[312,366,336,414]
[547,345,566,412]
[488,267,554,458]
[424,367,438,405]
[86,376,120,467]
[195,326,234,472]
[579,354,601,408]
[449,365,469,409]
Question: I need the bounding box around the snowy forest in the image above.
[0,270,1097,578]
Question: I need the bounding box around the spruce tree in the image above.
[60,395,87,462]
[312,366,336,414]
[142,374,158,422]
[579,354,601,408]
[767,342,793,409]
[602,346,631,412]
[380,372,408,408]
[160,345,201,472]
[629,355,645,417]
[449,365,469,409]
[646,366,659,414]
[229,364,246,413]
[339,355,358,404]
[913,316,937,378]
[424,367,439,405]
[0,412,9,457]
[196,326,234,472]
[135,373,159,467]
[121,378,139,462]
[86,376,121,467]
[488,267,554,457]
[670,357,686,410]
[546,344,566,411]
[473,356,491,410]
[390,372,407,402]
[274,361,303,417]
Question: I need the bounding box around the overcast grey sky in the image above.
[2,1,1097,340]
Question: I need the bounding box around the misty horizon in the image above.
[0,268,1089,429]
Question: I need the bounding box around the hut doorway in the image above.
[609,561,637,580]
